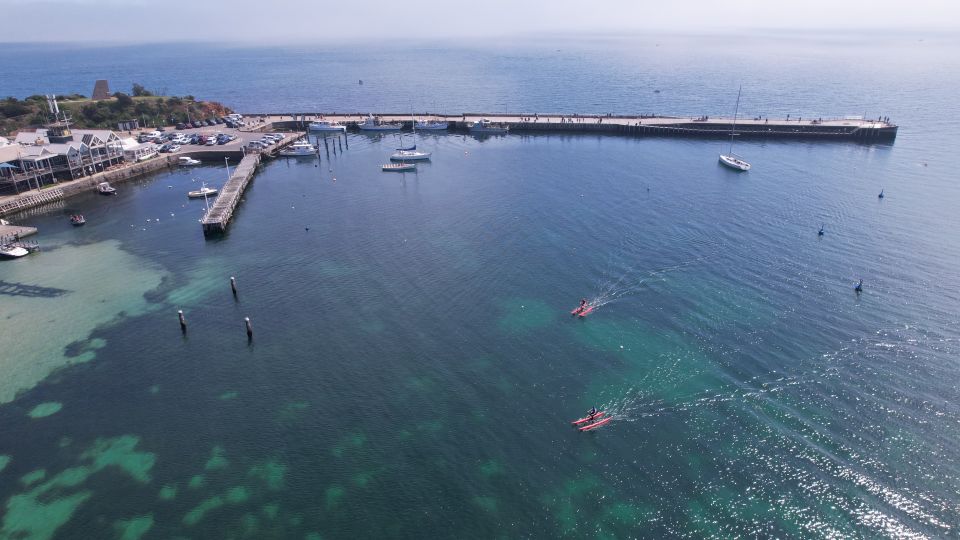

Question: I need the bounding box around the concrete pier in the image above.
[256,113,898,142]
[200,153,261,235]
[0,223,38,243]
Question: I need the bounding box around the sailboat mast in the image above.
[729,85,741,155]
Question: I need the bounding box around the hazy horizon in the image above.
[3,0,958,43]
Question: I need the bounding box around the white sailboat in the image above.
[391,115,431,161]
[719,86,751,171]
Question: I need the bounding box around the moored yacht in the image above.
[278,140,318,157]
[718,153,751,171]
[468,118,509,134]
[414,120,449,130]
[309,120,347,132]
[357,115,402,131]
[178,156,201,166]
[718,85,751,171]
[390,147,432,161]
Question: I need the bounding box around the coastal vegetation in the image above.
[0,84,232,135]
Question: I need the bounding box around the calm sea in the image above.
[0,34,959,539]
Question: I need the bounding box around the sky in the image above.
[1,0,958,43]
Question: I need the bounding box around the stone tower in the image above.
[92,80,110,100]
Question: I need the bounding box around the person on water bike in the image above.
[578,298,587,312]
[588,406,598,417]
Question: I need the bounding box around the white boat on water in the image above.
[414,120,448,130]
[469,118,509,134]
[309,120,347,132]
[97,182,117,195]
[719,85,751,171]
[358,115,402,131]
[188,186,218,199]
[178,156,201,166]
[719,153,751,171]
[0,244,29,259]
[278,140,318,157]
[391,147,432,161]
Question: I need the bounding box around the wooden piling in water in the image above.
[230,276,238,297]
[245,317,253,340]
[178,310,186,333]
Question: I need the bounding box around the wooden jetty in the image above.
[0,188,64,218]
[257,113,898,142]
[201,153,261,235]
[198,133,305,235]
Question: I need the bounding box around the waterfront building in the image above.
[120,137,158,162]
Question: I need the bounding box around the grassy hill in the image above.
[1,88,232,136]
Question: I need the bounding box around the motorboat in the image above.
[188,186,218,199]
[382,163,416,172]
[414,120,449,130]
[718,85,751,171]
[178,156,201,166]
[0,244,30,259]
[718,153,751,171]
[279,140,318,157]
[97,182,117,195]
[70,214,86,226]
[358,115,402,131]
[469,118,509,134]
[309,120,347,132]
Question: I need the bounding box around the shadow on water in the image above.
[0,280,70,298]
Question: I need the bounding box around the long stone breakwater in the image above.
[262,113,898,141]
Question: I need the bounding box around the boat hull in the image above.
[390,152,431,161]
[309,123,347,132]
[0,246,30,258]
[719,154,751,171]
[359,125,402,132]
[382,164,416,172]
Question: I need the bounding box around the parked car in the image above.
[214,118,224,124]
[158,144,172,153]
[175,123,186,130]
[168,144,181,152]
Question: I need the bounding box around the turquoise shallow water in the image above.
[1,35,959,538]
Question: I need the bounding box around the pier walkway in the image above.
[0,223,38,244]
[200,153,261,235]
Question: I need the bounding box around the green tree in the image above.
[131,83,152,97]
[111,92,133,111]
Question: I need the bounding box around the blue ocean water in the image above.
[0,34,959,538]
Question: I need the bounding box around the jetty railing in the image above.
[0,188,65,217]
